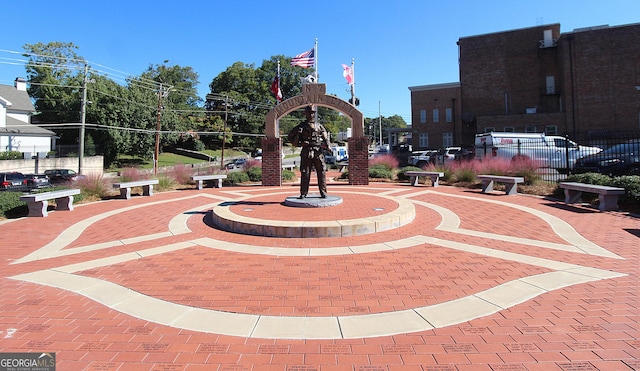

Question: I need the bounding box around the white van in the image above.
[325,146,348,164]
[474,132,601,171]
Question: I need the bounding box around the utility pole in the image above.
[79,64,88,174]
[378,101,382,146]
[220,95,228,170]
[154,83,170,175]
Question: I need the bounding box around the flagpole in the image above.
[314,38,318,82]
[276,60,281,104]
[351,58,355,104]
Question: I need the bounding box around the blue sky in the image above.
[1,0,639,124]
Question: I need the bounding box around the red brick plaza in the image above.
[1,174,638,370]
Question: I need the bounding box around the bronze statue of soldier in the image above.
[288,105,331,199]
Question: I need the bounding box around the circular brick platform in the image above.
[210,191,415,238]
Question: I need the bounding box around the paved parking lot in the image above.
[1,179,638,370]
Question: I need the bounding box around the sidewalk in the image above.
[1,181,638,370]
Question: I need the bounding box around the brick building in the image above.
[410,22,640,150]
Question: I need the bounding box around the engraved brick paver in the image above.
[0,179,638,370]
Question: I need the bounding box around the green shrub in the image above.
[282,169,296,181]
[0,192,27,218]
[0,151,23,160]
[246,166,262,182]
[157,175,176,191]
[610,175,640,204]
[226,171,249,185]
[369,164,393,179]
[565,172,611,185]
[453,168,477,183]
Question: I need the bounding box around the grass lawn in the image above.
[109,150,248,172]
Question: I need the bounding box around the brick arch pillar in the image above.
[262,83,368,186]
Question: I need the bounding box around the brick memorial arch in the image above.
[261,83,369,186]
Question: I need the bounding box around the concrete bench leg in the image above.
[215,178,223,188]
[142,185,154,196]
[120,188,132,200]
[598,194,619,211]
[564,189,582,204]
[196,180,204,190]
[56,196,74,211]
[481,180,494,193]
[504,183,518,195]
[27,201,48,217]
[410,176,419,186]
[429,176,439,187]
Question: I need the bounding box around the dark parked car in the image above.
[44,169,86,184]
[224,158,247,169]
[0,172,28,191]
[573,140,640,176]
[25,174,51,189]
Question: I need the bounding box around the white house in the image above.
[0,78,55,157]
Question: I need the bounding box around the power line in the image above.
[3,49,409,125]
[32,122,265,137]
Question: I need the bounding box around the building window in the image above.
[484,127,495,133]
[443,132,453,147]
[445,108,452,122]
[545,125,558,135]
[546,76,555,95]
[419,133,429,148]
[525,126,537,133]
[504,126,515,132]
[420,110,426,124]
[433,109,439,123]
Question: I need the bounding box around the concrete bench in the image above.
[337,163,348,172]
[477,175,525,195]
[20,188,81,217]
[405,171,445,187]
[191,174,227,190]
[282,164,296,171]
[559,182,626,211]
[113,179,159,199]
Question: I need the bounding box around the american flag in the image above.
[290,48,315,68]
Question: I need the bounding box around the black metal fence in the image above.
[472,132,640,182]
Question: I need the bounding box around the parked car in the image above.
[408,150,437,167]
[433,147,462,165]
[44,169,85,184]
[0,172,28,191]
[24,174,51,189]
[474,132,602,171]
[224,158,247,169]
[573,140,640,176]
[454,147,475,162]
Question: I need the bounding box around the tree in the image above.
[137,62,203,153]
[365,115,408,144]
[23,42,86,146]
[207,56,312,149]
[23,43,205,166]
[84,74,132,166]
